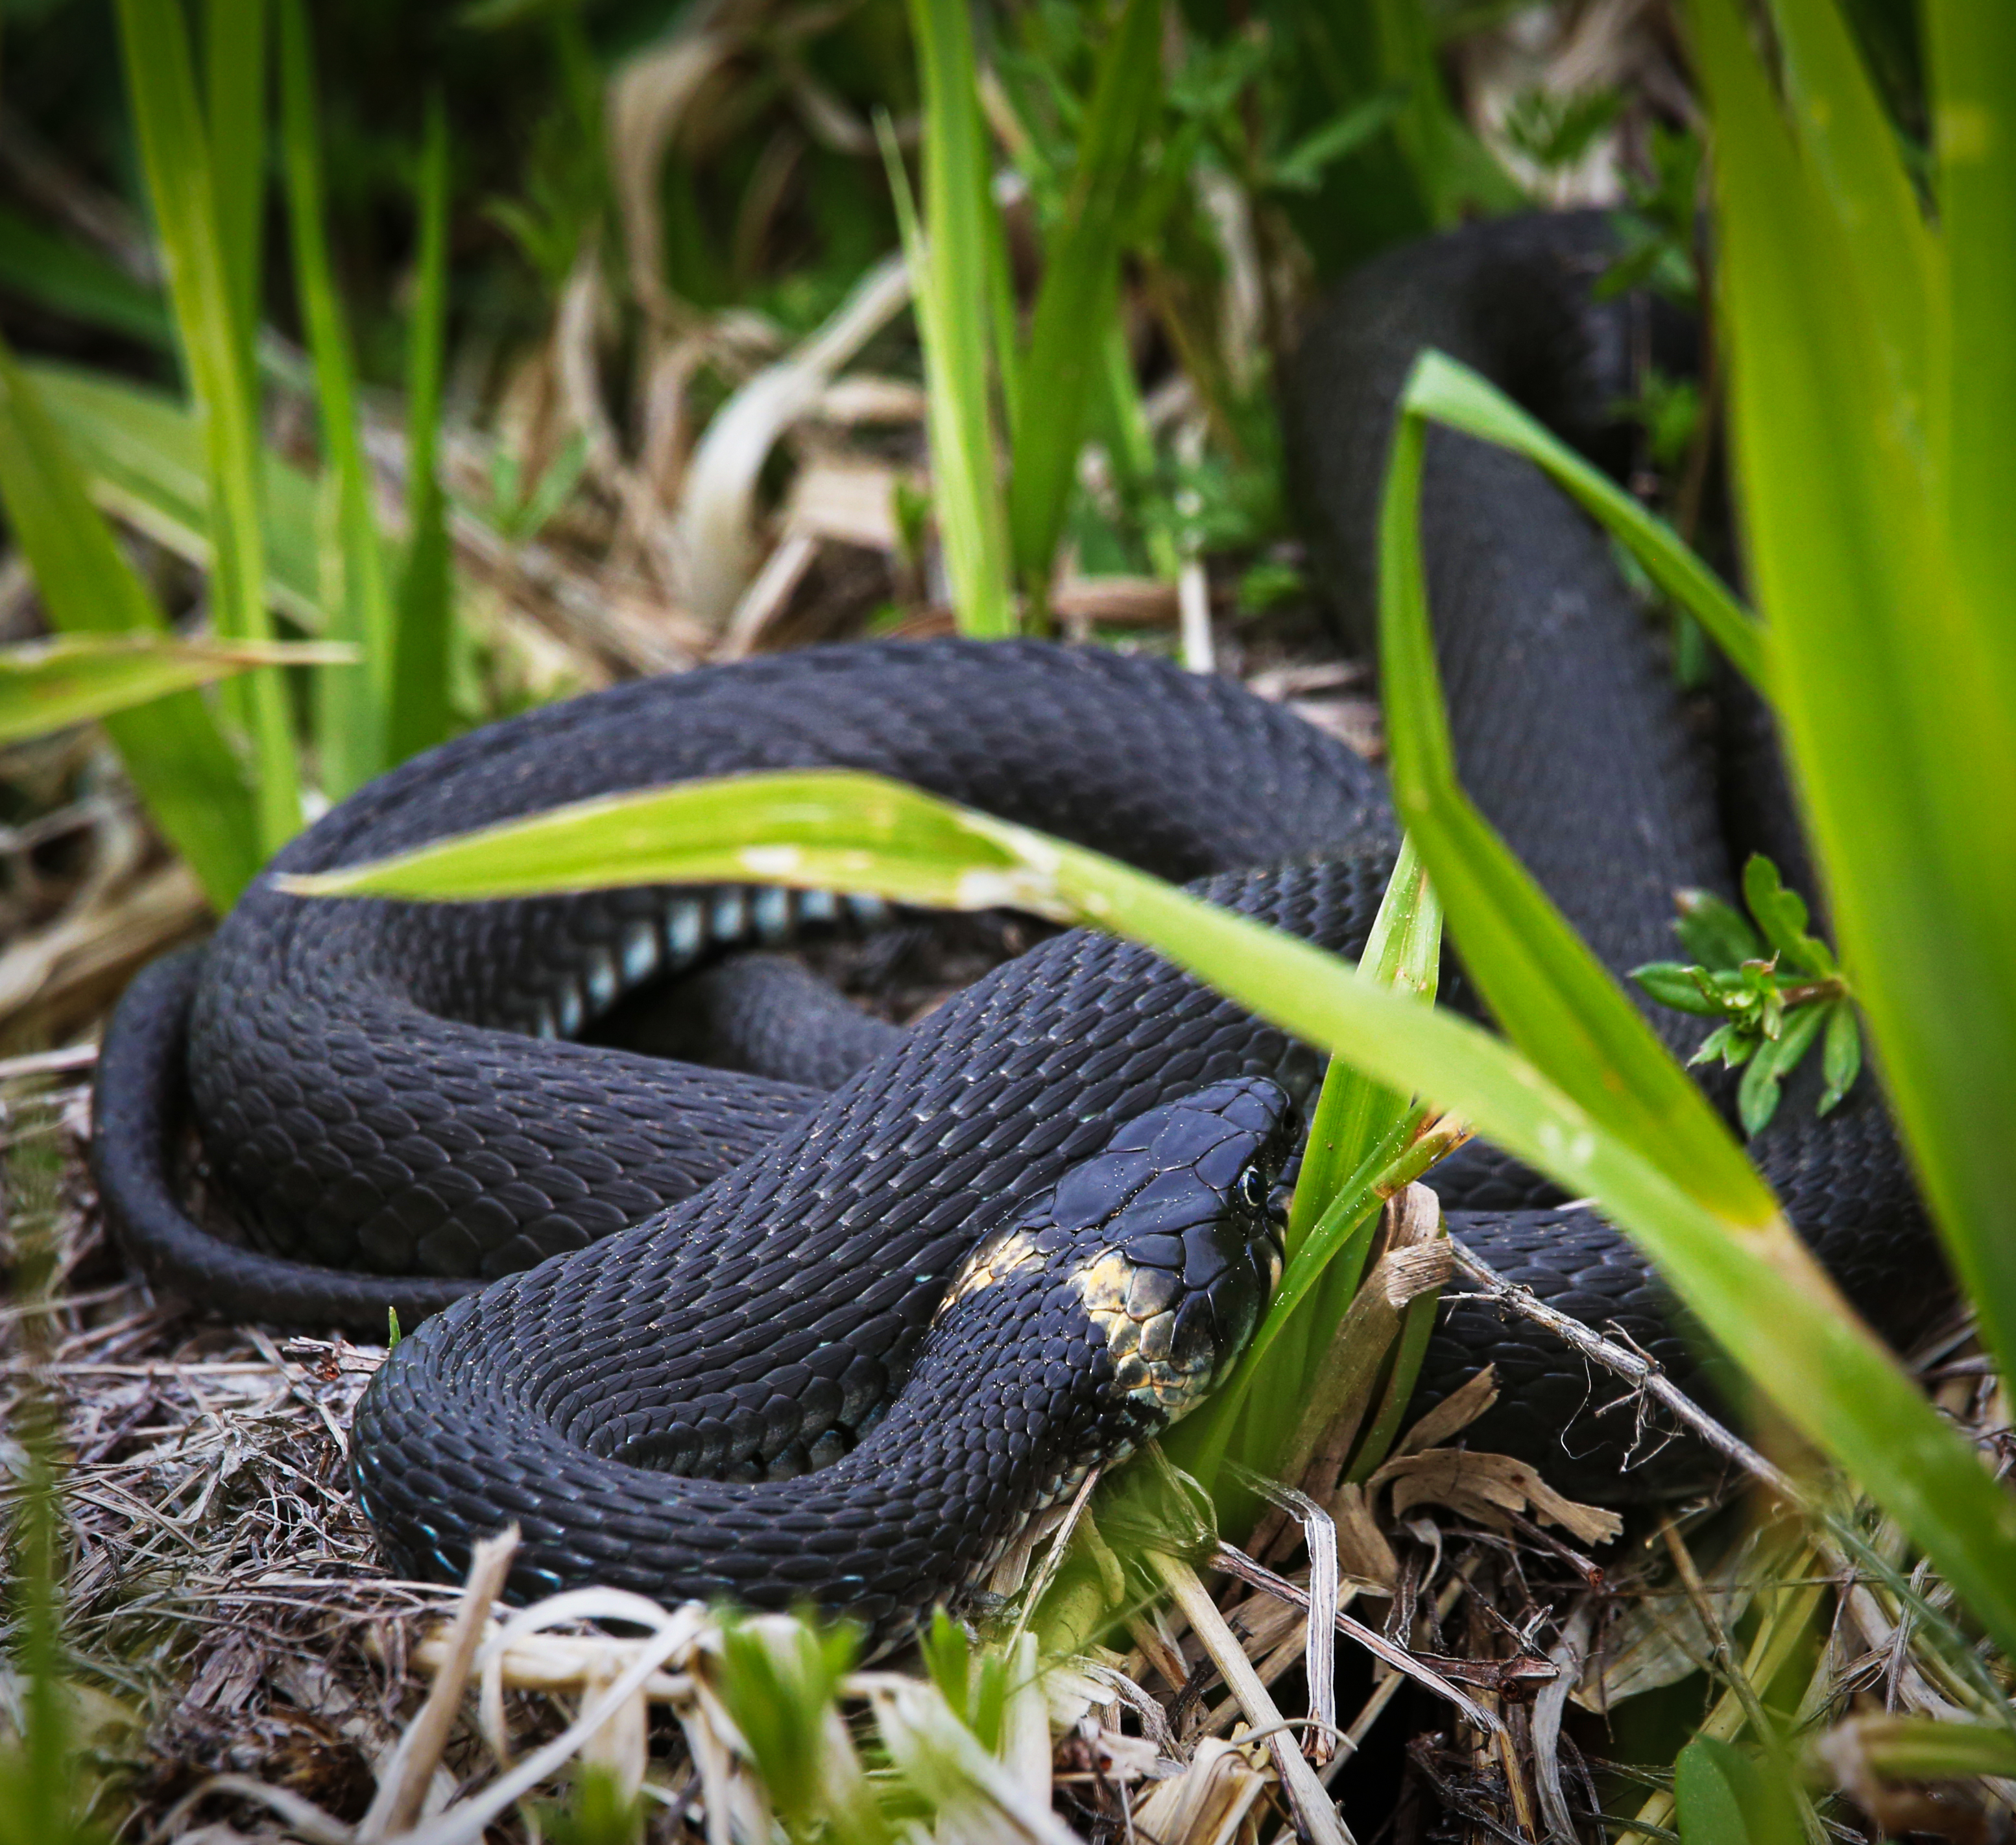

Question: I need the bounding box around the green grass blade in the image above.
[1371,0,1520,224]
[280,0,394,798]
[0,634,350,745]
[0,206,171,348]
[1693,0,2016,1401]
[1379,402,1774,1225]
[894,0,1013,638]
[388,93,454,767]
[1402,351,1766,691]
[1005,0,1161,614]
[117,0,301,852]
[1770,0,1934,413]
[1286,834,1439,1258]
[1928,1,2016,631]
[29,361,323,629]
[204,0,267,391]
[0,341,261,908]
[278,766,2016,1654]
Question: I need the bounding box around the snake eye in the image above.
[1236,1164,1267,1212]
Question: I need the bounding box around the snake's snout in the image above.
[937,1077,1297,1454]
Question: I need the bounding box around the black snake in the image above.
[90,214,1942,1642]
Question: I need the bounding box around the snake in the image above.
[90,213,1944,1645]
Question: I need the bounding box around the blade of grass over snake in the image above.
[26,363,324,629]
[1379,397,1772,1225]
[893,0,1013,638]
[0,339,260,908]
[1400,352,1765,692]
[1006,0,1160,617]
[117,0,301,853]
[1693,0,2016,1405]
[282,767,2016,1654]
[388,93,454,767]
[0,636,352,745]
[280,0,396,798]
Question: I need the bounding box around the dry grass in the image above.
[10,1050,2011,1842]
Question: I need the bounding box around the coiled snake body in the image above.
[91,215,1941,1642]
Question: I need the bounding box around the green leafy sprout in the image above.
[1631,854,1862,1136]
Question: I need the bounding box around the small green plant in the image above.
[1501,85,1625,173]
[528,1762,645,1845]
[1601,120,1706,308]
[1632,855,1862,1134]
[462,429,592,545]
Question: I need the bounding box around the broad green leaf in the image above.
[1379,396,1773,1225]
[891,0,1014,638]
[1694,0,2016,1405]
[1631,962,1727,1018]
[280,0,394,796]
[1401,353,1766,691]
[1770,0,1934,416]
[1675,887,1764,967]
[23,363,323,629]
[1737,996,1828,1136]
[388,93,455,767]
[281,767,2016,1658]
[1926,2,2016,677]
[1674,1738,1803,1845]
[118,0,301,851]
[1006,0,1161,614]
[0,635,350,745]
[1819,1002,1861,1114]
[0,337,259,909]
[1740,854,1832,975]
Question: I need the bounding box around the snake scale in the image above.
[90,214,1943,1643]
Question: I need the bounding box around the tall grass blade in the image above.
[389,93,454,766]
[1286,835,1440,1259]
[1379,397,1771,1222]
[0,340,261,908]
[1692,0,2016,1400]
[1006,0,1160,614]
[282,769,2016,1656]
[893,0,1013,638]
[280,0,394,797]
[27,363,324,628]
[1227,835,1439,1492]
[1927,1,2016,623]
[1402,352,1766,690]
[204,0,267,391]
[117,0,301,851]
[0,634,350,745]
[1770,0,1933,411]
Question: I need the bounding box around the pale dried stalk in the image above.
[1149,1549,1354,1845]
[359,1526,522,1840]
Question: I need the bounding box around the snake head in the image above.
[939,1076,1297,1454]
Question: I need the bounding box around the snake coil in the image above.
[91,214,1943,1643]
